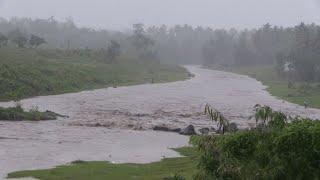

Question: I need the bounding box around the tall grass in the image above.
[0,48,188,101]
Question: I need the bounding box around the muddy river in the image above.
[1,66,320,178]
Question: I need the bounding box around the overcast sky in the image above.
[0,0,320,30]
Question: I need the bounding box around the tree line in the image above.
[202,23,320,82]
[1,17,320,81]
[0,30,46,48]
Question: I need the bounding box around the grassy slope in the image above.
[0,48,188,101]
[7,147,199,180]
[209,65,320,109]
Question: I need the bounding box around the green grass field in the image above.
[0,48,188,101]
[7,147,198,180]
[209,65,320,109]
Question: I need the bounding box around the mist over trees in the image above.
[29,34,46,48]
[0,17,320,82]
[107,40,121,63]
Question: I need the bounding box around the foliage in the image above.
[203,22,320,85]
[107,40,121,62]
[131,23,155,51]
[0,48,188,101]
[130,23,156,59]
[253,104,288,129]
[29,34,46,48]
[12,35,28,48]
[195,105,320,180]
[0,32,8,47]
[205,104,229,134]
[0,104,57,121]
[1,17,320,68]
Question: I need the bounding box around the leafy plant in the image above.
[253,104,288,129]
[195,105,320,179]
[205,104,229,134]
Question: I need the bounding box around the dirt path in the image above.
[1,66,320,178]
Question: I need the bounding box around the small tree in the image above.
[253,104,288,129]
[12,36,28,48]
[8,29,28,48]
[29,34,46,48]
[107,40,121,63]
[130,23,155,58]
[205,104,229,134]
[0,33,8,47]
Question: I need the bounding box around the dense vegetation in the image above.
[1,17,319,79]
[0,48,187,101]
[0,17,192,101]
[193,105,320,180]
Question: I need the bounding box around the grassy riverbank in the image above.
[207,65,320,109]
[0,48,188,101]
[0,104,64,121]
[7,147,199,180]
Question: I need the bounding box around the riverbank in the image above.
[0,48,188,101]
[3,66,320,179]
[206,65,320,109]
[7,147,198,180]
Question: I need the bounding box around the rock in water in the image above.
[227,123,239,132]
[153,126,181,133]
[171,128,182,133]
[153,126,170,132]
[180,125,197,136]
[199,128,210,135]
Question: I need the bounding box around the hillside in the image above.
[0,48,188,101]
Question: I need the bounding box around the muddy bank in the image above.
[2,66,320,178]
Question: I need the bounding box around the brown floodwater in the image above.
[1,66,320,178]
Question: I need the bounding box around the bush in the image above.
[194,106,320,180]
[0,104,59,121]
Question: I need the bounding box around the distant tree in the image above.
[107,40,121,62]
[295,22,310,48]
[12,36,28,48]
[233,34,255,66]
[8,29,28,48]
[130,23,154,54]
[0,32,8,47]
[275,52,286,76]
[29,34,46,48]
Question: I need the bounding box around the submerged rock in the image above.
[199,128,210,135]
[153,126,181,133]
[180,125,196,136]
[227,123,239,132]
[188,73,196,78]
[153,126,170,131]
[171,128,182,133]
[45,110,69,118]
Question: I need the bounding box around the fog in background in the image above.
[1,0,320,67]
[0,0,320,30]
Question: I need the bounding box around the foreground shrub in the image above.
[194,106,320,180]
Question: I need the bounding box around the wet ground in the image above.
[1,66,320,179]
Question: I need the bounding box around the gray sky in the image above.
[0,0,320,30]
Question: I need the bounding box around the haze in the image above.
[0,0,320,30]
